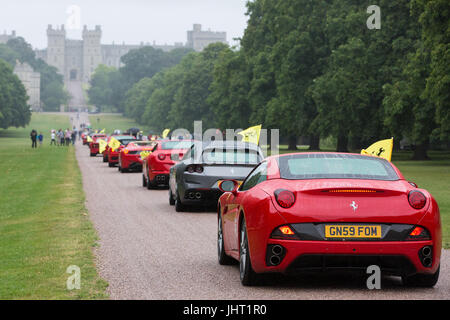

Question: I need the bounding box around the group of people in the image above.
[29,130,43,148]
[30,127,80,148]
[50,128,78,146]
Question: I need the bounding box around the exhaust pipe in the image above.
[423,257,432,267]
[422,246,432,257]
[271,245,284,256]
[270,255,281,266]
[195,192,202,199]
[189,192,195,199]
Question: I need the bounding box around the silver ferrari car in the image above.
[168,140,264,211]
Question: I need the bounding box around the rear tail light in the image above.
[123,149,129,154]
[408,190,427,209]
[186,165,203,173]
[270,225,299,240]
[158,153,166,161]
[274,189,295,208]
[406,226,431,241]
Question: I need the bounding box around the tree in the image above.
[87,65,120,112]
[0,59,30,129]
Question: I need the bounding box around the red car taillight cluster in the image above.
[274,189,295,208]
[408,190,427,209]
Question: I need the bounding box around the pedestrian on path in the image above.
[30,129,37,148]
[38,132,43,147]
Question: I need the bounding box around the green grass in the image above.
[0,113,108,299]
[88,114,153,135]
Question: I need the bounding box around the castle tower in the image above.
[82,25,102,82]
[46,25,66,75]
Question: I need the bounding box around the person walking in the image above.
[71,129,76,145]
[38,132,43,147]
[30,129,37,148]
[50,130,56,146]
[65,129,71,146]
[59,129,64,146]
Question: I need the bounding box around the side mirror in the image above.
[219,179,239,194]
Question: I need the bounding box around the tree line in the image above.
[0,37,69,113]
[88,0,449,159]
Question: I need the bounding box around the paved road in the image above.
[72,113,449,300]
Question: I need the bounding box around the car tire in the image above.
[402,266,440,287]
[239,218,259,286]
[142,174,147,187]
[90,153,96,157]
[175,192,185,212]
[103,156,108,163]
[218,212,234,265]
[169,189,175,205]
[108,162,114,167]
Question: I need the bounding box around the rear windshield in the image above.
[202,149,261,164]
[278,154,399,181]
[118,139,136,146]
[161,141,193,150]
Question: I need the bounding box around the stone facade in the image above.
[36,24,227,84]
[13,61,41,111]
[187,24,228,52]
[0,30,16,44]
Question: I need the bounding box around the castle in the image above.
[34,24,227,84]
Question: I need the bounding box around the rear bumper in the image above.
[253,240,439,276]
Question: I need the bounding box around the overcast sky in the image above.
[0,0,249,49]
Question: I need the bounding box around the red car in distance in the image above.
[89,133,107,157]
[81,132,90,145]
[106,135,137,167]
[217,152,441,287]
[102,134,124,163]
[118,141,157,173]
[143,140,194,189]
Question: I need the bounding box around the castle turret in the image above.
[46,25,66,75]
[82,25,102,82]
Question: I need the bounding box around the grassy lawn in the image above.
[0,113,108,299]
[88,114,153,135]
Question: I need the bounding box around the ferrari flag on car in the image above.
[237,125,262,145]
[108,136,121,151]
[98,139,108,154]
[361,137,393,162]
[86,135,93,143]
[162,129,170,139]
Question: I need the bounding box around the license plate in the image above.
[325,225,382,239]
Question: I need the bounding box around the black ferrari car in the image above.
[168,140,265,212]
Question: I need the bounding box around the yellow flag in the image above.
[87,135,93,143]
[162,129,170,139]
[108,136,121,151]
[98,139,107,154]
[237,125,262,145]
[100,128,105,134]
[361,138,393,162]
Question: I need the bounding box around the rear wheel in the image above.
[402,266,440,287]
[90,153,96,157]
[169,189,175,205]
[142,174,147,187]
[175,192,185,212]
[103,155,108,163]
[240,218,259,286]
[108,161,114,167]
[218,212,234,265]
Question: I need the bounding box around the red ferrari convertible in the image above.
[143,139,193,188]
[217,152,441,287]
[118,141,157,173]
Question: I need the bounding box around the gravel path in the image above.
[72,113,450,300]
